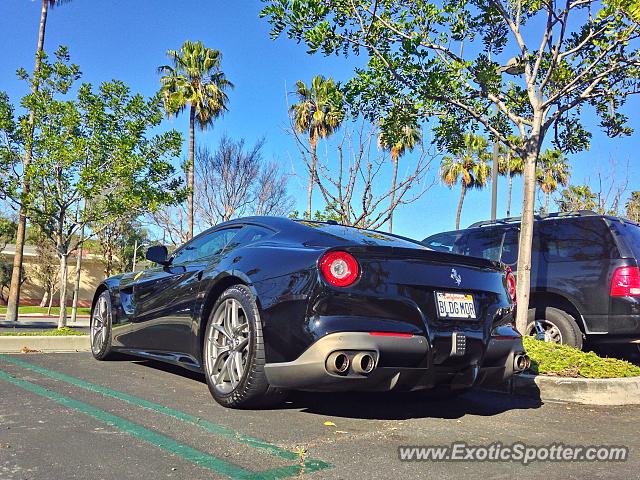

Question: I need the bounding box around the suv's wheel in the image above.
[202,285,286,409]
[90,291,115,360]
[526,306,583,350]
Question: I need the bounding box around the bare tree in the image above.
[148,138,293,243]
[291,119,435,229]
[254,162,294,217]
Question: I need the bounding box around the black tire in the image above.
[202,285,287,409]
[526,306,583,350]
[90,291,115,360]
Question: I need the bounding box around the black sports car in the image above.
[90,217,529,408]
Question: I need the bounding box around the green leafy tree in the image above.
[262,0,640,333]
[556,185,598,212]
[290,75,345,219]
[159,40,233,240]
[1,49,185,328]
[537,150,571,215]
[440,133,491,230]
[5,0,74,322]
[378,113,422,232]
[497,136,524,217]
[626,191,640,223]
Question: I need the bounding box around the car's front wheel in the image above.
[202,285,286,409]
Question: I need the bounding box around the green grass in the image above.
[524,336,640,378]
[0,306,91,316]
[0,327,88,336]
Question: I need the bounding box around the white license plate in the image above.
[435,292,476,319]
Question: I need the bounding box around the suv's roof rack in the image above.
[468,210,598,228]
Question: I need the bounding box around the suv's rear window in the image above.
[613,221,640,258]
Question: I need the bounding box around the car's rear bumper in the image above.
[264,331,525,392]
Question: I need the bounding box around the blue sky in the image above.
[1,0,638,240]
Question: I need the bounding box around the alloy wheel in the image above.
[205,298,250,394]
[90,295,108,353]
[528,319,563,343]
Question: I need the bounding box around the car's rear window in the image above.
[298,221,426,249]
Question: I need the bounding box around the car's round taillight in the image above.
[319,251,360,287]
[505,267,517,303]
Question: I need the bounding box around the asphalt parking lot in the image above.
[1,353,638,480]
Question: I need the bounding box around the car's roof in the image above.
[211,216,427,249]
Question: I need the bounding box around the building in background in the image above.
[0,244,105,307]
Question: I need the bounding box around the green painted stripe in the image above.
[0,355,297,461]
[0,355,332,478]
[0,368,253,479]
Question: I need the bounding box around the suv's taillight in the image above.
[505,267,517,303]
[610,266,640,297]
[319,251,359,287]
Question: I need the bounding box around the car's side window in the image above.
[171,228,241,264]
[455,228,505,261]
[501,229,519,266]
[224,225,273,251]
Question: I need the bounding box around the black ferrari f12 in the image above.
[90,217,529,408]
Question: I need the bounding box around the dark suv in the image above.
[423,211,640,350]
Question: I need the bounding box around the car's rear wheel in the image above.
[90,291,115,360]
[203,285,286,409]
[526,306,583,350]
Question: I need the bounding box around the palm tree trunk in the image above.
[545,191,550,215]
[388,152,399,233]
[307,132,318,220]
[456,183,466,230]
[5,0,49,323]
[507,175,513,217]
[187,104,195,239]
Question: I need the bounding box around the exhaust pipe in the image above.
[326,351,350,375]
[352,352,375,375]
[513,353,531,372]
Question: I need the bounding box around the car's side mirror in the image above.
[145,245,170,266]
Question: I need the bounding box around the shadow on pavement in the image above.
[134,358,542,420]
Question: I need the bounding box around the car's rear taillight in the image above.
[610,266,640,296]
[319,251,359,287]
[505,267,517,303]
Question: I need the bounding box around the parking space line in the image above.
[0,367,255,479]
[0,355,332,478]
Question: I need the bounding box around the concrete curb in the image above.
[0,335,90,354]
[496,373,640,405]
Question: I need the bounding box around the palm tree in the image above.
[440,133,491,230]
[159,41,233,239]
[290,76,345,219]
[537,149,570,215]
[378,119,422,232]
[556,185,598,212]
[6,0,73,323]
[626,191,640,223]
[497,136,524,217]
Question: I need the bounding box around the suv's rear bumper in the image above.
[584,314,640,337]
[263,331,525,392]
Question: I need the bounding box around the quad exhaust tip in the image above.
[325,351,376,376]
[514,353,531,372]
[326,351,350,375]
[352,352,375,375]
